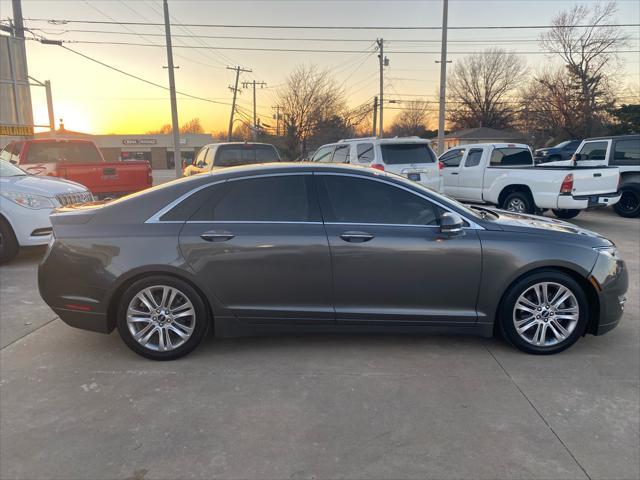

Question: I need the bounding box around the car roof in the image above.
[445,143,530,149]
[582,134,639,141]
[204,142,277,148]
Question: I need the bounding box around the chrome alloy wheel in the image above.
[126,285,196,352]
[506,198,526,213]
[513,282,579,347]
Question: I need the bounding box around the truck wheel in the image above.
[0,218,19,264]
[502,191,535,214]
[613,185,640,218]
[552,209,580,220]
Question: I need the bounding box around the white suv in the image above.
[309,137,443,192]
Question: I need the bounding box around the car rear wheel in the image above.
[552,209,580,219]
[499,271,589,355]
[116,276,209,360]
[613,185,640,218]
[502,191,535,214]
[0,218,19,264]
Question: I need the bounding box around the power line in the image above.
[24,18,640,30]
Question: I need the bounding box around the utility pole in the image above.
[272,105,282,136]
[44,80,55,131]
[11,0,24,38]
[376,38,387,138]
[242,80,266,141]
[162,0,181,178]
[436,0,449,155]
[372,96,378,137]
[227,66,251,141]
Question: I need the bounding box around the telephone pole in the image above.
[242,80,266,141]
[44,80,54,131]
[376,38,388,138]
[272,105,282,136]
[162,0,181,178]
[372,96,378,137]
[227,66,251,141]
[436,0,449,155]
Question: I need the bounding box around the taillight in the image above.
[438,161,444,171]
[371,164,385,171]
[560,173,574,194]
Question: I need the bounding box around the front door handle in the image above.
[450,172,459,175]
[340,231,374,243]
[200,230,235,242]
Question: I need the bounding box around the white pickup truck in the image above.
[440,143,621,219]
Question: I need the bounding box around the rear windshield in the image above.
[380,143,435,165]
[24,142,103,164]
[214,144,280,167]
[490,148,532,167]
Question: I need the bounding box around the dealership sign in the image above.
[122,138,158,145]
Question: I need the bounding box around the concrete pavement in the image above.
[1,208,638,480]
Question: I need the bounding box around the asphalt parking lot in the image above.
[0,207,638,480]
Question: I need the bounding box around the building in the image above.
[33,128,214,169]
[433,127,528,152]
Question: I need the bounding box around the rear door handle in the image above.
[593,173,602,177]
[451,172,459,175]
[200,230,235,242]
[340,231,374,243]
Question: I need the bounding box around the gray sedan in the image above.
[38,164,628,360]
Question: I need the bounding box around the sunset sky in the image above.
[1,0,639,135]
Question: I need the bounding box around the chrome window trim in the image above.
[185,220,323,225]
[145,172,314,224]
[316,172,484,230]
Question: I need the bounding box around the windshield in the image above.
[214,144,280,167]
[0,160,27,177]
[554,141,570,149]
[24,142,103,164]
[380,143,436,165]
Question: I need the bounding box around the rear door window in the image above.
[356,143,374,163]
[577,141,608,161]
[489,148,532,167]
[332,145,350,163]
[24,142,102,164]
[380,143,435,165]
[463,149,483,167]
[612,139,640,166]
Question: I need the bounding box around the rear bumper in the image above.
[51,307,112,333]
[558,191,621,210]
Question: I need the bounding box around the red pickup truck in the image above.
[0,139,152,198]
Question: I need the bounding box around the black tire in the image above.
[552,209,580,219]
[502,191,535,214]
[116,275,210,360]
[0,218,19,264]
[499,270,589,355]
[613,185,640,218]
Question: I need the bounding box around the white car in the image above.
[309,137,443,192]
[0,160,93,263]
[439,143,620,219]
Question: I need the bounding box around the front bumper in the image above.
[1,203,54,246]
[558,191,621,210]
[590,252,629,335]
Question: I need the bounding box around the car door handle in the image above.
[451,172,459,175]
[340,231,374,242]
[200,231,235,242]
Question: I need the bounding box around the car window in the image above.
[380,143,436,165]
[192,147,208,168]
[0,160,27,177]
[191,175,319,222]
[0,146,10,162]
[311,146,334,163]
[440,149,464,168]
[356,143,374,163]
[318,175,440,226]
[255,145,280,162]
[577,141,608,161]
[611,139,640,166]
[332,145,350,163]
[490,147,532,167]
[203,148,214,167]
[23,142,102,164]
[463,149,483,167]
[160,183,227,222]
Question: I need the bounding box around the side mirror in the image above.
[440,212,464,235]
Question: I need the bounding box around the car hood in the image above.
[487,209,611,245]
[534,147,554,155]
[0,174,87,197]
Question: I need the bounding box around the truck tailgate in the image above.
[572,168,619,195]
[57,161,151,196]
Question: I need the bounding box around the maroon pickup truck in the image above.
[1,139,152,198]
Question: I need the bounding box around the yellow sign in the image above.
[0,125,34,136]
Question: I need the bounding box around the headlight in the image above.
[594,245,621,260]
[0,191,55,209]
[541,151,549,156]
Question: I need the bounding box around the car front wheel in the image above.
[499,271,589,355]
[116,276,209,360]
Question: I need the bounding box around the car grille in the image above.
[56,191,94,207]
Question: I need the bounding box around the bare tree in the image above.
[276,64,346,157]
[540,1,629,136]
[447,48,527,130]
[147,118,205,135]
[389,100,432,137]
